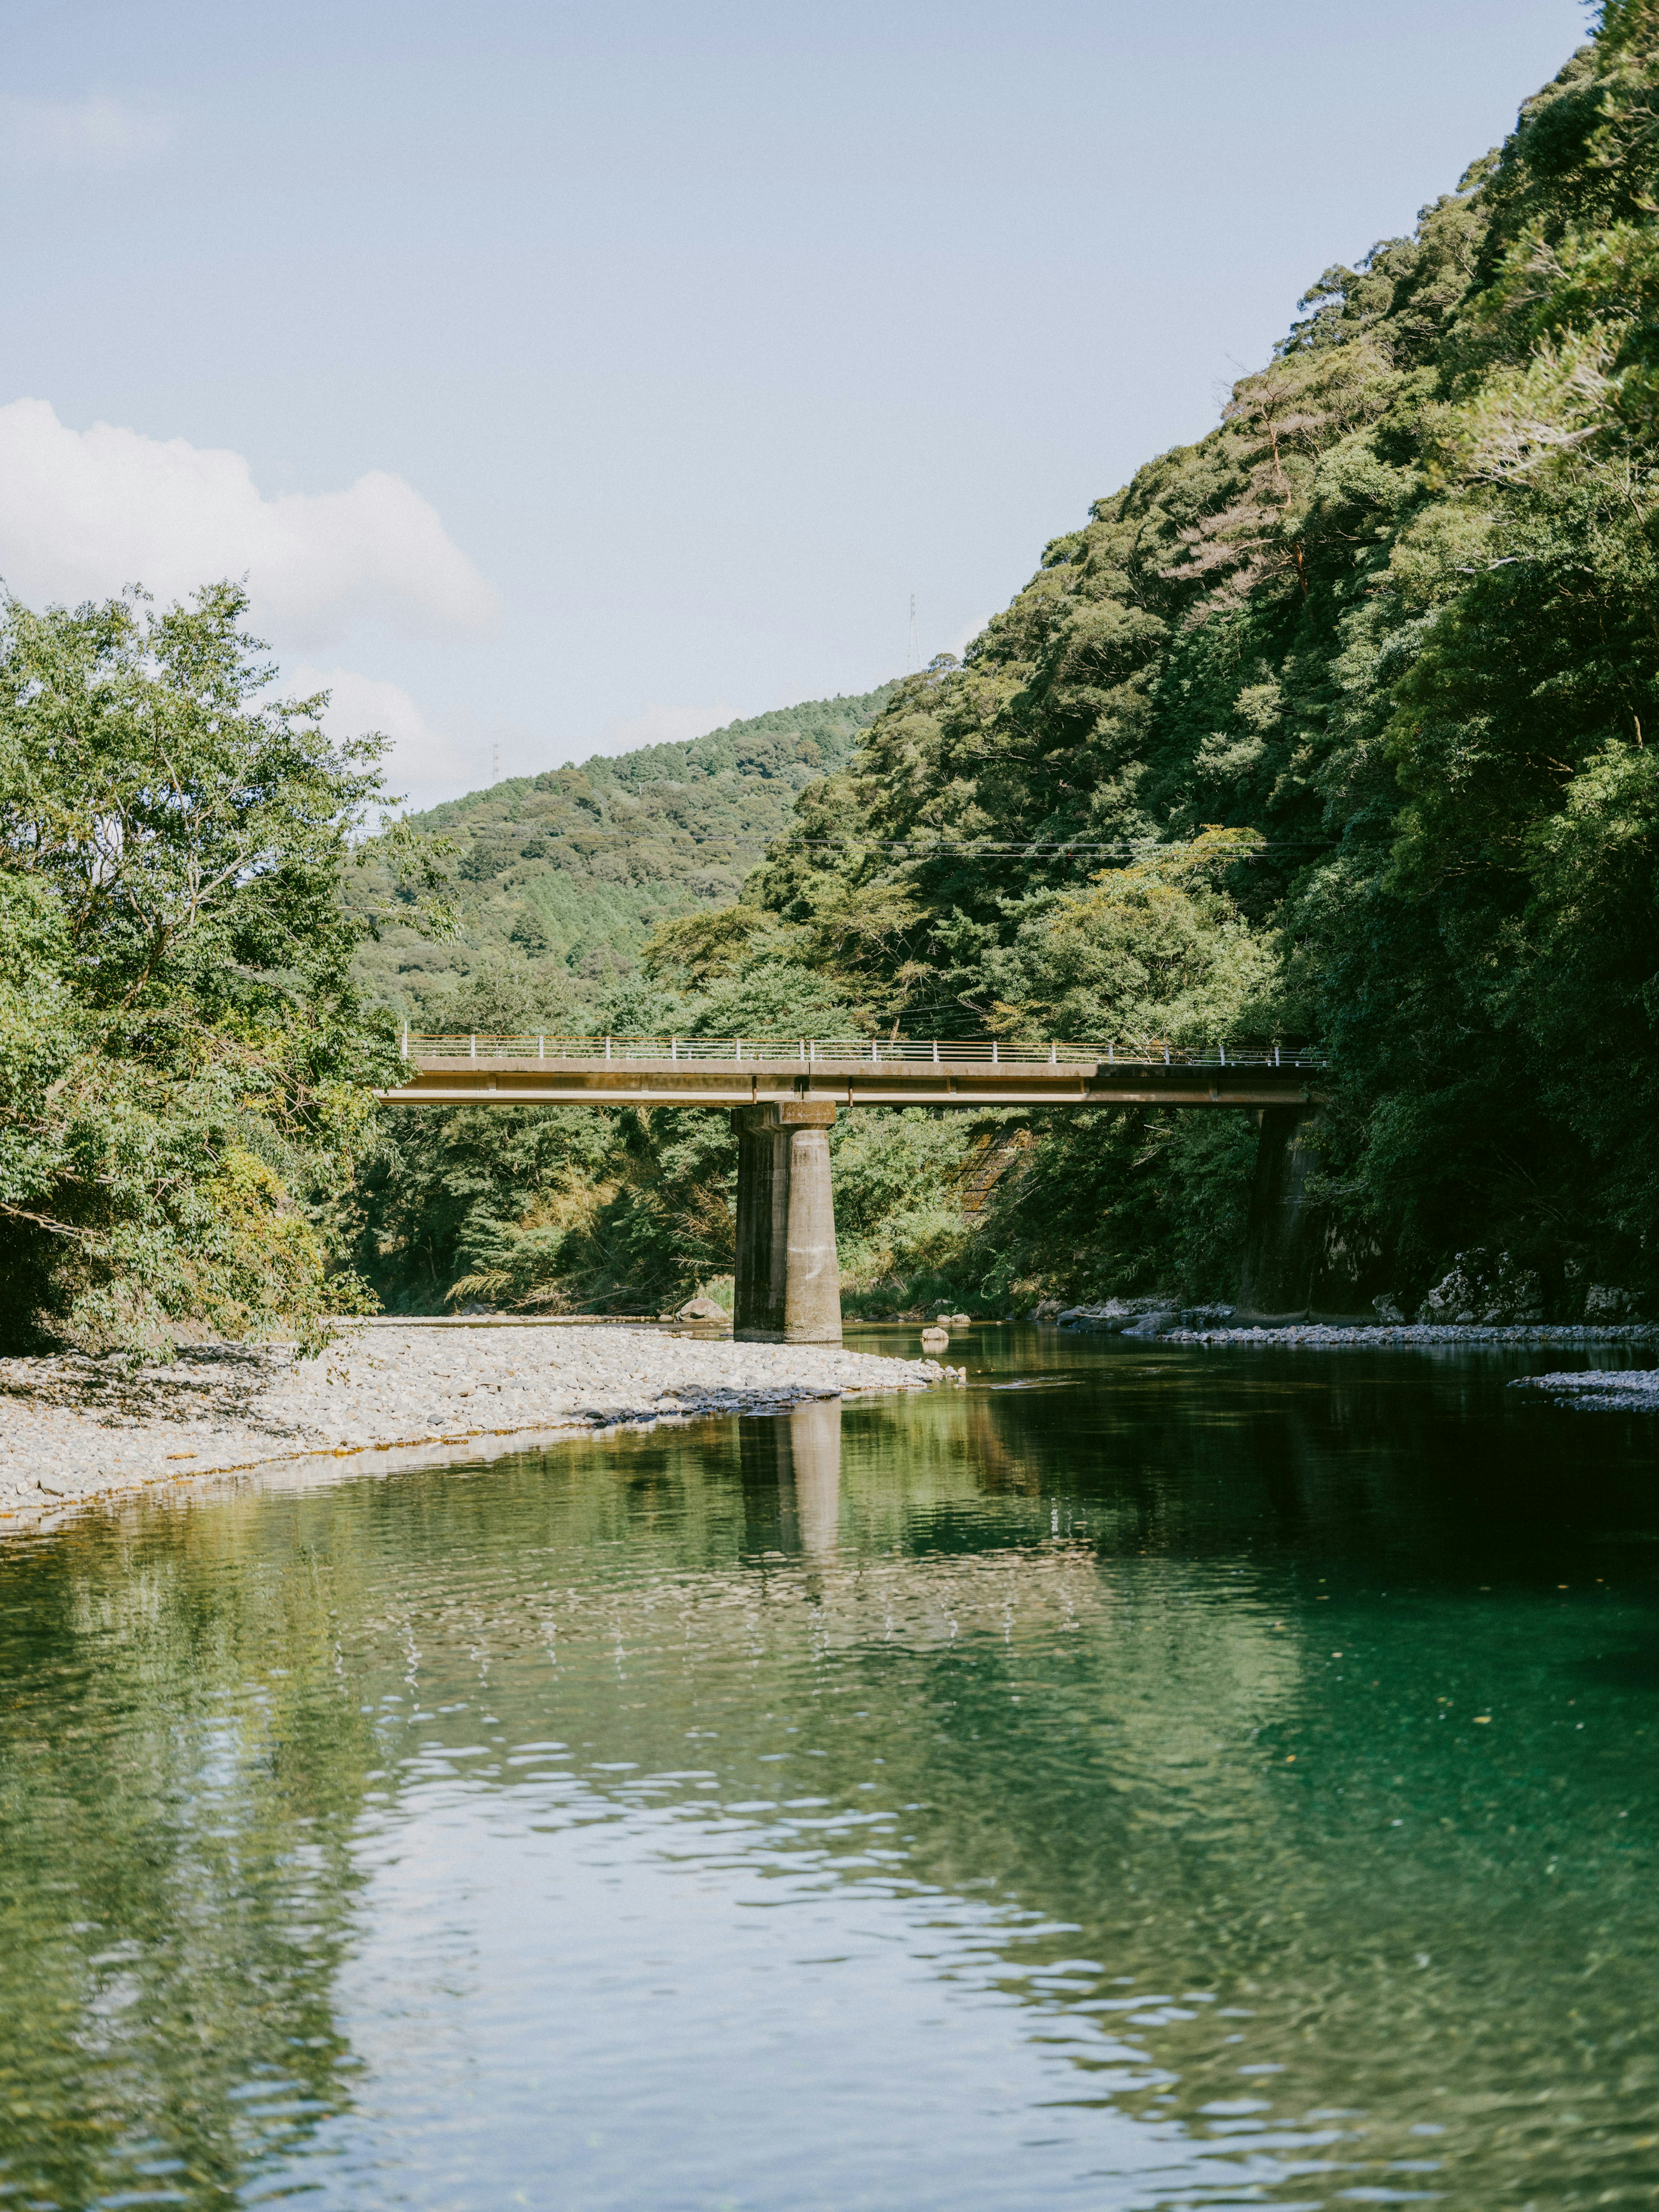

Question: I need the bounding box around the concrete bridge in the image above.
[377,1034,1326,1344]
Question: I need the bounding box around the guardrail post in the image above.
[992,1040,998,1064]
[1049,1043,1056,1065]
[932,1040,939,1064]
[400,1022,408,1061]
[671,1037,677,1062]
[736,1039,743,1062]
[1220,1041,1226,1066]
[1164,1043,1170,1065]
[605,1036,612,1062]
[1274,1045,1280,1068]
[538,1035,544,1060]
[1108,1043,1114,1065]
[470,1034,477,1061]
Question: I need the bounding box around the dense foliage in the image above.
[362,7,1659,1321]
[21,12,1659,1334]
[351,933,976,1316]
[350,689,893,1020]
[348,689,932,1316]
[690,6,1659,1314]
[0,586,439,1352]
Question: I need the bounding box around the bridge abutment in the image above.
[1239,1108,1321,1311]
[1239,1106,1387,1315]
[732,1103,842,1344]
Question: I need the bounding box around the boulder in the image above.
[1583,1283,1642,1323]
[1030,1298,1067,1323]
[920,1326,951,1351]
[1417,1250,1544,1326]
[1055,1299,1167,1333]
[1121,1310,1177,1338]
[1372,1294,1407,1324]
[675,1295,728,1322]
[946,1312,972,1327]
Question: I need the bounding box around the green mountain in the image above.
[363,8,1659,1322]
[721,8,1659,1312]
[352,687,895,1021]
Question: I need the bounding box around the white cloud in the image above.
[0,397,499,650]
[289,664,477,815]
[594,701,733,756]
[1,95,168,170]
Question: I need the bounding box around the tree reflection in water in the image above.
[0,1332,1656,2209]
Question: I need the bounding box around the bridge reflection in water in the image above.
[741,1396,843,1557]
[375,1036,1330,1341]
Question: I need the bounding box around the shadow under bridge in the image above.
[375,1036,1327,1344]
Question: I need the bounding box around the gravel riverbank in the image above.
[1508,1369,1659,1412]
[0,1325,944,1525]
[1158,1321,1659,1349]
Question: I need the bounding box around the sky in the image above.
[1,0,1590,810]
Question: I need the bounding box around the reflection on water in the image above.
[0,1330,1657,2209]
[741,1394,843,1557]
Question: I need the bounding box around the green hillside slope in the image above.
[362,7,1659,1323]
[721,6,1659,1312]
[352,687,894,1020]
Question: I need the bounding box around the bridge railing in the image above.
[398,1033,1326,1071]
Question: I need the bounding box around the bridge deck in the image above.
[376,1036,1325,1110]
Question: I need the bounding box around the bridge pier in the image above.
[1239,1106,1387,1314]
[732,1102,842,1344]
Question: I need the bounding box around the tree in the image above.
[657,8,1659,1309]
[0,582,446,1352]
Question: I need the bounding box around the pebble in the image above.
[0,1325,942,1524]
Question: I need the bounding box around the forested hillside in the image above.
[358,5,1659,1323]
[684,4,1659,1319]
[13,9,1659,1343]
[350,689,893,1021]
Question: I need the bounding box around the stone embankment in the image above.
[0,1324,944,1525]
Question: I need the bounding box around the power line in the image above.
[414,823,1332,856]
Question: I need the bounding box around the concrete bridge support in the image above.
[1238,1108,1322,1312]
[732,1101,842,1344]
[1238,1106,1386,1315]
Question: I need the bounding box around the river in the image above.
[0,1325,1655,2210]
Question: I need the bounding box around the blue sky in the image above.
[1,0,1588,807]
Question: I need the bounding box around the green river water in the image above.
[0,1326,1656,2210]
